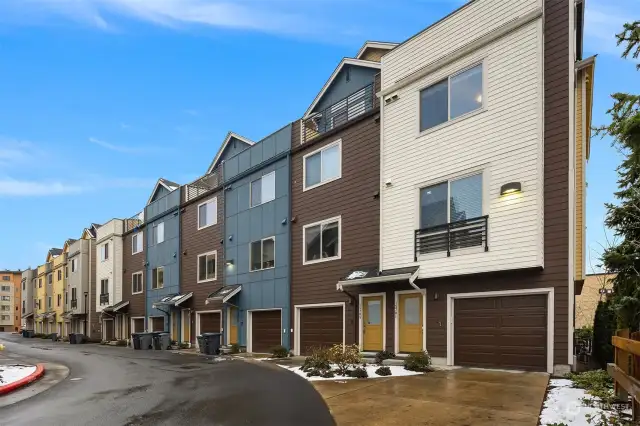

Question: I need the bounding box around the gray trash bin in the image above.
[137,332,154,350]
[153,332,171,350]
[201,332,222,355]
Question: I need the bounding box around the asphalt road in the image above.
[0,333,335,426]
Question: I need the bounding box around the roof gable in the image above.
[206,132,254,174]
[147,178,180,205]
[355,41,398,60]
[46,248,62,262]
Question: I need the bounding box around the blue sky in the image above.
[0,0,637,271]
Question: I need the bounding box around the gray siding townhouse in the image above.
[21,268,35,330]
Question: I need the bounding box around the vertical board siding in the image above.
[122,230,147,318]
[575,74,584,280]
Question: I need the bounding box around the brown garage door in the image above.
[251,310,281,353]
[151,316,165,332]
[299,307,343,355]
[199,312,221,333]
[454,294,547,371]
[133,318,144,333]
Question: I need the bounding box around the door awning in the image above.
[104,300,130,313]
[206,285,241,304]
[21,312,34,319]
[336,266,420,291]
[153,292,193,308]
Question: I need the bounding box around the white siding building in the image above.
[95,219,124,315]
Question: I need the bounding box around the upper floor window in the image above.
[420,173,483,229]
[152,267,164,289]
[100,279,109,295]
[2,276,9,281]
[47,296,52,308]
[198,197,217,230]
[304,140,341,191]
[153,222,165,245]
[132,232,143,255]
[71,288,77,301]
[420,63,483,132]
[303,216,341,265]
[1,296,10,301]
[47,274,52,285]
[100,243,109,261]
[65,266,68,279]
[250,172,275,207]
[250,237,275,271]
[38,278,42,288]
[22,281,25,291]
[57,270,62,281]
[0,286,9,292]
[57,294,61,307]
[197,251,217,282]
[71,258,77,272]
[132,272,143,295]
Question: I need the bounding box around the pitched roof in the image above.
[147,177,181,205]
[49,248,63,256]
[205,132,255,174]
[354,41,398,60]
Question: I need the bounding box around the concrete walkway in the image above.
[313,368,549,426]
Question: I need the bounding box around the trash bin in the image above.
[22,329,27,337]
[201,332,222,355]
[69,333,76,344]
[27,330,35,338]
[197,335,206,354]
[152,332,171,350]
[132,332,153,350]
[51,333,59,342]
[74,333,85,344]
[131,333,141,350]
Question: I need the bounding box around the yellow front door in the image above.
[362,296,383,351]
[182,310,191,343]
[399,293,423,353]
[229,307,238,345]
[171,311,178,342]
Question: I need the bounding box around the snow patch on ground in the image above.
[539,378,623,426]
[278,364,424,381]
[0,364,36,386]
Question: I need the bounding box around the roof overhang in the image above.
[337,266,420,291]
[206,132,255,174]
[21,312,34,319]
[355,41,398,60]
[110,300,130,312]
[147,179,179,205]
[153,292,193,308]
[206,285,242,304]
[303,58,382,118]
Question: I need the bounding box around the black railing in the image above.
[302,83,375,143]
[125,211,144,233]
[183,172,220,203]
[71,299,77,309]
[415,216,489,260]
[100,294,109,305]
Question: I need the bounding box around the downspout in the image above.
[408,268,420,291]
[337,285,358,347]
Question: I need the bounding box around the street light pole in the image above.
[84,291,88,336]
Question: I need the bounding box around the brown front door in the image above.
[152,316,165,332]
[454,294,547,371]
[299,306,343,355]
[251,310,281,353]
[105,320,114,341]
[133,318,144,333]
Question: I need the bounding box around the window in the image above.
[100,279,109,295]
[153,222,165,245]
[2,276,9,281]
[71,258,77,272]
[47,274,52,285]
[38,278,42,288]
[1,296,9,302]
[303,217,341,264]
[22,281,25,291]
[250,172,276,207]
[72,288,77,301]
[152,267,164,289]
[38,299,42,309]
[57,270,62,281]
[197,251,217,282]
[47,297,52,309]
[57,294,61,307]
[198,198,217,229]
[1,315,9,321]
[304,140,341,190]
[420,173,483,229]
[250,238,275,271]
[132,232,143,254]
[0,305,10,311]
[65,266,68,279]
[419,63,483,131]
[0,286,9,292]
[64,291,68,305]
[22,300,25,311]
[101,243,109,261]
[132,272,143,294]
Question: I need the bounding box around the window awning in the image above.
[153,292,193,308]
[206,285,241,304]
[336,266,420,291]
[104,300,130,313]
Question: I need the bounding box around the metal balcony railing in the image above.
[414,216,489,260]
[71,299,78,309]
[125,211,144,233]
[183,172,220,203]
[302,83,375,143]
[100,294,109,305]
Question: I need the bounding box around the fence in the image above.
[609,329,640,421]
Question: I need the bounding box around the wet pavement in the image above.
[0,333,335,426]
[313,368,549,426]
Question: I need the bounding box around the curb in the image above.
[0,364,45,395]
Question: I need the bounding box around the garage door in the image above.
[251,310,281,353]
[199,312,221,334]
[454,294,547,371]
[151,316,165,332]
[299,307,343,355]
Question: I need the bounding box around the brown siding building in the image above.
[122,215,147,335]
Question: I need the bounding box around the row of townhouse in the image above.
[19,0,596,374]
[0,270,22,332]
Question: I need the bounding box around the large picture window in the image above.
[303,217,341,264]
[304,140,341,190]
[250,172,276,207]
[420,64,483,131]
[250,238,275,271]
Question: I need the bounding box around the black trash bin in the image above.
[152,332,171,350]
[197,335,206,354]
[132,333,141,350]
[27,330,35,338]
[201,332,222,355]
[69,333,76,344]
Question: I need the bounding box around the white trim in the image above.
[247,308,283,354]
[196,250,218,283]
[304,58,382,118]
[302,216,342,265]
[355,41,398,60]
[294,302,345,356]
[132,231,143,255]
[194,309,222,349]
[249,237,276,272]
[302,139,342,192]
[131,271,143,295]
[249,171,276,208]
[446,288,554,374]
[197,197,218,230]
[394,289,427,354]
[130,316,145,334]
[358,293,386,352]
[206,132,255,174]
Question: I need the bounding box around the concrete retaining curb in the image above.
[0,364,45,395]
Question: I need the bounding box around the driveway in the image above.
[0,333,335,426]
[313,368,549,426]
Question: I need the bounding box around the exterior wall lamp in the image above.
[225,260,234,266]
[500,182,522,195]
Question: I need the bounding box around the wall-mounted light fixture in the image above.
[281,218,288,225]
[500,182,522,196]
[228,235,233,241]
[225,259,234,266]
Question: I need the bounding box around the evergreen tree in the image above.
[599,21,640,330]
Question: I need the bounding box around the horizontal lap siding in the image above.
[290,114,381,347]
[122,231,146,318]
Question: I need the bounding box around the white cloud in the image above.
[88,136,161,154]
[0,178,84,196]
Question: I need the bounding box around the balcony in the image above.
[183,172,220,203]
[100,293,109,305]
[414,216,489,260]
[125,211,144,233]
[71,299,78,309]
[302,83,375,143]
